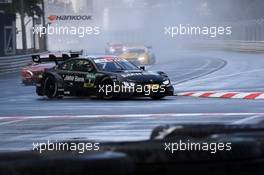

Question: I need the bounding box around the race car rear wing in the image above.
[32,50,82,64]
[69,50,83,58]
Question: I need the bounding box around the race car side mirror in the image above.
[32,55,41,63]
[140,66,145,71]
[157,71,168,77]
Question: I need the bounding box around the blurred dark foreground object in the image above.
[0,123,264,175]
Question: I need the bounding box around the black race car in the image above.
[36,55,174,100]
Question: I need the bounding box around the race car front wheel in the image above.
[99,78,115,100]
[44,76,59,99]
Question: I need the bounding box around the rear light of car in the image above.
[21,70,33,79]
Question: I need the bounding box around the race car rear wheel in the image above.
[44,76,59,99]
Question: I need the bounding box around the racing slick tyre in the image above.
[99,78,116,100]
[151,95,165,100]
[44,76,60,99]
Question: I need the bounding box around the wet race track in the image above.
[1,50,264,151]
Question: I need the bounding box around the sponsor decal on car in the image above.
[94,57,125,63]
[64,75,75,81]
[86,73,96,79]
[63,75,84,82]
[84,73,97,88]
[121,73,142,77]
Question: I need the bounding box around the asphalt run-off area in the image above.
[0,50,264,150]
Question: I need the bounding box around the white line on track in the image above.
[232,115,264,124]
[171,58,212,84]
[0,119,26,126]
[181,68,264,84]
[0,113,264,120]
[256,94,264,99]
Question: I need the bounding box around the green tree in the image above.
[0,0,43,52]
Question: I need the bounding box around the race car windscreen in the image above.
[94,58,140,72]
[125,48,146,54]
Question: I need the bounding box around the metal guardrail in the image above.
[190,40,264,52]
[0,54,32,74]
[0,52,48,75]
